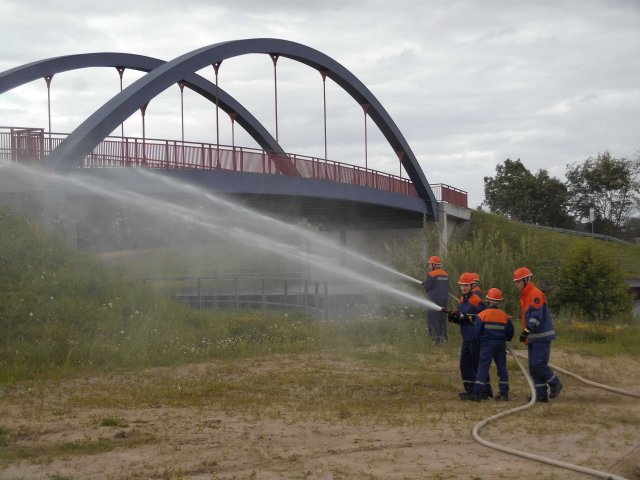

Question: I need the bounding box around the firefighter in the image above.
[422,255,449,345]
[514,267,563,403]
[447,272,490,400]
[470,272,482,295]
[471,288,514,401]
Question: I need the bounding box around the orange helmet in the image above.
[470,272,480,283]
[485,288,503,301]
[458,272,475,285]
[513,267,533,282]
[428,255,442,265]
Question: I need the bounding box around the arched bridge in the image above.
[0,39,469,228]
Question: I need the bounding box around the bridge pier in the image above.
[438,201,472,251]
[317,201,471,270]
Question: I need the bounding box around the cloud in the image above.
[1,0,639,209]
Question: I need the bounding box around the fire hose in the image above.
[426,281,638,477]
[472,346,639,480]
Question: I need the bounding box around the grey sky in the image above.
[1,0,639,207]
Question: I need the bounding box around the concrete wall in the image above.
[315,201,473,276]
[438,202,472,251]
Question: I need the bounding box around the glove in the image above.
[519,328,530,343]
[464,314,475,324]
[447,310,463,324]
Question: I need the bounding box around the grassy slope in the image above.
[1,207,638,384]
[469,209,640,278]
[2,207,639,479]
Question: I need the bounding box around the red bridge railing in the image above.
[0,127,468,208]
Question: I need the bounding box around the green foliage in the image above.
[1,204,639,385]
[445,210,576,312]
[0,206,442,382]
[555,240,634,320]
[0,425,8,447]
[565,151,640,236]
[555,316,640,355]
[445,230,519,313]
[394,209,639,321]
[483,158,573,228]
[0,208,321,382]
[99,415,129,427]
[621,216,640,241]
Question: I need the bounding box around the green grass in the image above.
[0,425,9,447]
[395,209,640,318]
[1,205,638,386]
[1,204,639,480]
[98,415,129,428]
[554,315,640,355]
[2,431,158,463]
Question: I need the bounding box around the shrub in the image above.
[555,239,633,320]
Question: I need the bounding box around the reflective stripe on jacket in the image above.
[519,281,556,343]
[475,306,514,343]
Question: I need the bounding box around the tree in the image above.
[555,239,633,320]
[621,216,640,241]
[565,152,640,236]
[483,159,573,227]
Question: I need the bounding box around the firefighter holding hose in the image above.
[470,288,514,401]
[514,267,563,402]
[448,272,492,400]
[422,255,449,345]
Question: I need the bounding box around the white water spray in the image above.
[136,168,427,287]
[5,164,441,312]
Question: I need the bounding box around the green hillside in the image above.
[1,206,638,383]
[0,207,331,382]
[395,209,640,320]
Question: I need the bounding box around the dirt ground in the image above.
[1,350,639,480]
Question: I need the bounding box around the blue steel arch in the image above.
[40,39,437,217]
[0,52,290,165]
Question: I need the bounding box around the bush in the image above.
[392,210,639,322]
[555,240,633,320]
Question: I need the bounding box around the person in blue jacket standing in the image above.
[422,255,449,345]
[471,288,514,401]
[514,267,563,403]
[448,272,490,400]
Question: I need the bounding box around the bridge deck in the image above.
[0,127,468,209]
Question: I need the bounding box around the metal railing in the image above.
[141,274,329,318]
[0,127,469,207]
[429,183,468,208]
[524,223,632,244]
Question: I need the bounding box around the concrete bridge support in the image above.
[438,202,472,251]
[315,201,472,278]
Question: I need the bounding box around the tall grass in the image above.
[1,206,638,384]
[1,206,456,383]
[393,209,639,318]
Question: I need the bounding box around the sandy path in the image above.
[1,351,639,479]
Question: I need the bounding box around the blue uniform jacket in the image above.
[519,282,556,343]
[423,268,449,308]
[458,291,486,342]
[474,306,514,344]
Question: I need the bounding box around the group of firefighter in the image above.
[422,256,563,403]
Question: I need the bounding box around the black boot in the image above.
[549,381,563,399]
[459,392,481,401]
